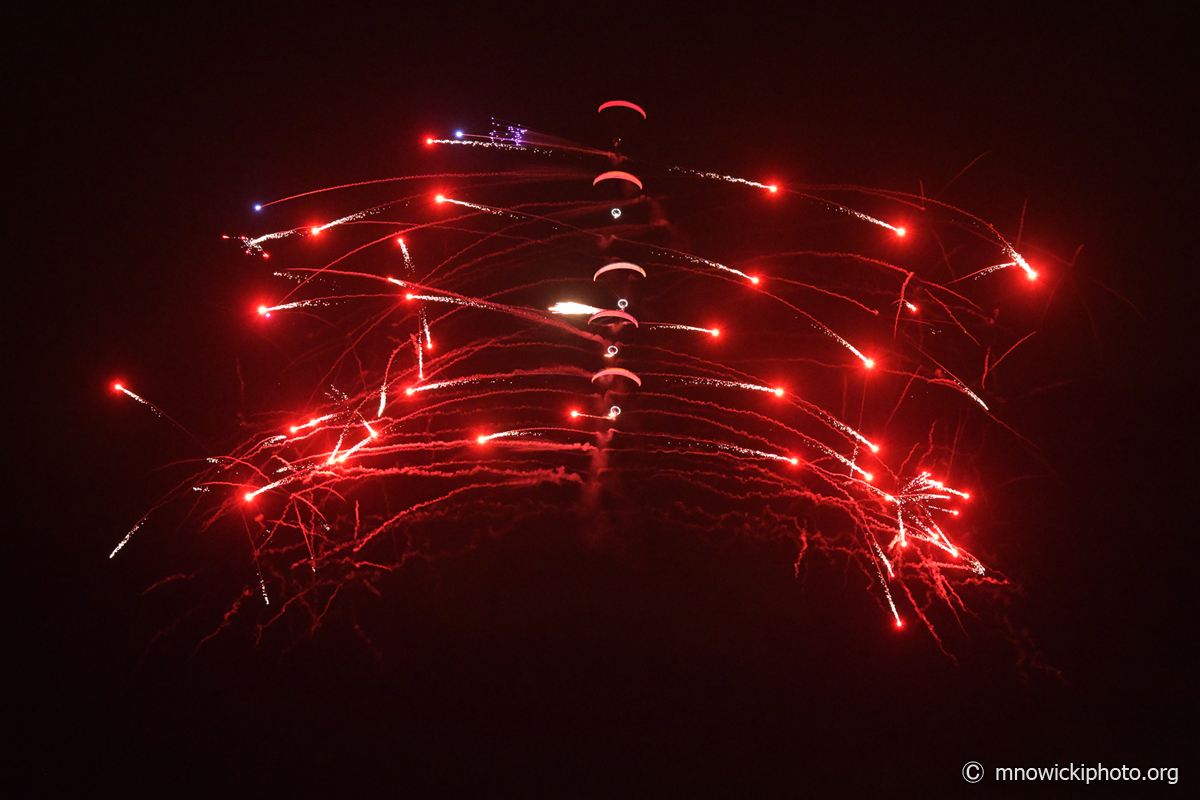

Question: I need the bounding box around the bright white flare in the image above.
[549,302,603,315]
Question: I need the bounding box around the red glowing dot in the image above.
[767,185,778,193]
[405,293,414,300]
[1027,270,1038,280]
[869,444,880,453]
[257,305,268,315]
[435,194,445,203]
[243,492,255,502]
[789,457,799,465]
[570,410,580,418]
[962,493,970,500]
[863,359,875,369]
[404,388,415,396]
[863,472,874,482]
[774,387,784,396]
[113,383,123,392]
[396,237,404,245]
[711,329,720,337]
[895,619,904,628]
[262,253,270,259]
[476,435,488,444]
[749,276,760,284]
[310,227,320,235]
[425,137,434,145]
[895,227,907,237]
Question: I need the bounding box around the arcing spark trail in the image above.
[113,102,1048,643]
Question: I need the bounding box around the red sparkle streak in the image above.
[110,106,1053,642]
[289,415,334,434]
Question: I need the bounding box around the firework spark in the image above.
[113,104,1049,644]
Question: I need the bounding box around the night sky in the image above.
[12,5,1195,796]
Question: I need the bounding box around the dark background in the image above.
[11,3,1195,796]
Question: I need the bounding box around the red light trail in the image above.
[112,104,1049,642]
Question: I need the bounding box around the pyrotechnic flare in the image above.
[113,102,1049,643]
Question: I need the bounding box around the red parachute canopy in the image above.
[593,262,647,280]
[588,309,639,327]
[597,100,647,119]
[591,368,642,387]
[593,171,643,190]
